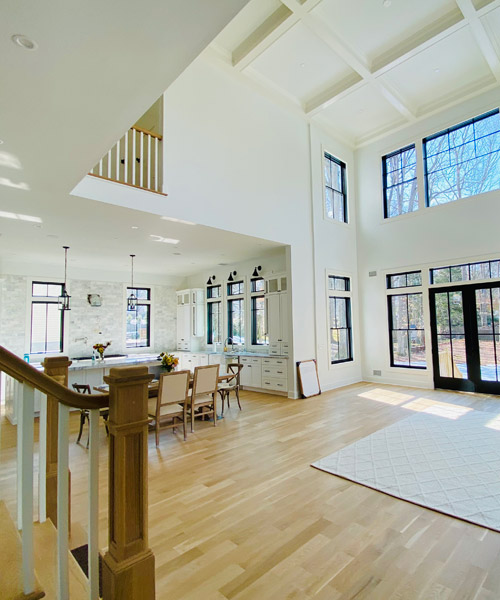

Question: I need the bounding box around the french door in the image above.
[429,282,500,394]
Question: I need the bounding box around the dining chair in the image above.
[73,383,110,448]
[218,363,243,415]
[148,370,190,446]
[188,364,220,432]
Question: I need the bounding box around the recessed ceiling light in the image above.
[299,62,305,68]
[383,0,391,6]
[11,34,38,50]
[150,234,179,244]
[131,226,139,230]
[434,67,441,74]
[218,262,228,266]
[0,140,4,145]
[160,216,196,226]
[173,252,181,256]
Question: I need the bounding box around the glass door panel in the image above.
[434,291,467,379]
[476,287,500,382]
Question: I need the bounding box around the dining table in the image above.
[93,371,233,396]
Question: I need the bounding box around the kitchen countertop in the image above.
[30,350,288,372]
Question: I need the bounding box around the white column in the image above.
[57,403,70,600]
[88,409,99,600]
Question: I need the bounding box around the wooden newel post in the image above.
[102,366,156,600]
[42,355,72,526]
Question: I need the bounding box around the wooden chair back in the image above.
[226,363,243,386]
[72,383,91,394]
[157,370,190,413]
[192,364,220,397]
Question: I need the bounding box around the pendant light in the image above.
[58,246,71,311]
[128,254,137,310]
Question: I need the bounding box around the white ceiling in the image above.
[0,196,284,279]
[1,0,291,281]
[209,0,500,146]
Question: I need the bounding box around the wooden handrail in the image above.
[131,125,163,140]
[0,345,108,410]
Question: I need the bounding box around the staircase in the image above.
[0,346,156,599]
[0,500,44,599]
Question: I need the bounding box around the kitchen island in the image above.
[4,349,290,424]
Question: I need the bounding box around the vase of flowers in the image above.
[158,352,179,372]
[93,341,111,360]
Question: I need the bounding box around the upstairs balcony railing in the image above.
[89,126,164,195]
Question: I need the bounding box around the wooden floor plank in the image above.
[2,382,500,598]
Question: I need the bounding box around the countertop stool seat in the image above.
[217,363,243,415]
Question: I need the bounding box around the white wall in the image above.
[163,57,317,395]
[309,124,362,390]
[356,88,500,388]
[0,274,178,360]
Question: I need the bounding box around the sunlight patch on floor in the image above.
[358,388,415,405]
[485,414,500,431]
[401,397,473,419]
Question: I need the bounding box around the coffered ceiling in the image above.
[208,0,500,146]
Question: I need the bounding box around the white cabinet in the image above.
[176,352,209,372]
[266,275,287,294]
[261,357,288,392]
[239,356,262,388]
[265,273,289,356]
[176,288,204,350]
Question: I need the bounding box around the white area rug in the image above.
[312,409,500,531]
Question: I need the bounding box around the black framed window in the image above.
[387,271,422,289]
[30,282,64,354]
[430,259,500,284]
[207,284,221,299]
[126,287,151,347]
[324,152,347,223]
[227,281,244,296]
[251,278,265,293]
[207,301,221,345]
[383,145,418,218]
[424,109,500,207]
[388,293,426,368]
[228,298,244,345]
[328,297,352,363]
[328,275,350,291]
[251,296,266,345]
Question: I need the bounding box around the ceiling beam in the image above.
[455,0,500,82]
[279,0,417,121]
[304,72,363,115]
[232,5,298,70]
[371,9,465,74]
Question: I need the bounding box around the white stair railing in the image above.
[1,346,155,600]
[17,383,36,596]
[89,126,163,194]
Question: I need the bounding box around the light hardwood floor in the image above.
[2,382,500,599]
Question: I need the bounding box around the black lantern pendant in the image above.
[128,254,137,310]
[58,246,71,311]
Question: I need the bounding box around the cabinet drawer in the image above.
[262,378,287,392]
[262,357,286,367]
[262,365,287,379]
[240,356,251,364]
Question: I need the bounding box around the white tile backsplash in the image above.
[0,275,177,358]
